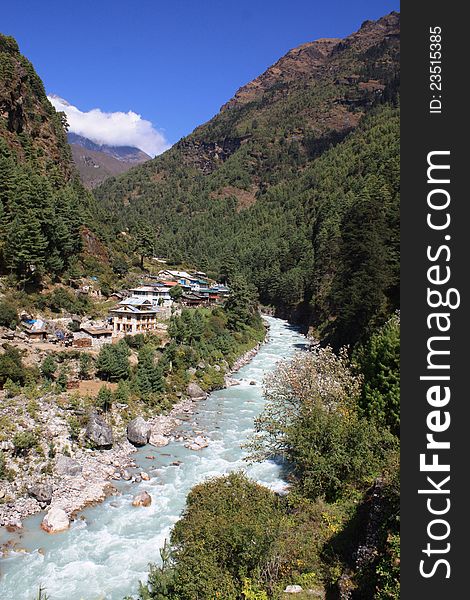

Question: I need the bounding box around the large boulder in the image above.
[28,483,53,505]
[56,455,82,477]
[85,413,113,449]
[41,507,70,533]
[224,376,240,387]
[187,382,207,400]
[132,491,152,507]
[127,417,151,446]
[149,432,169,447]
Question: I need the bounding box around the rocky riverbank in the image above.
[0,338,266,533]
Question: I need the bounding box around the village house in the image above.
[110,297,160,335]
[129,284,173,307]
[158,269,193,287]
[21,319,48,342]
[181,291,207,307]
[76,326,113,348]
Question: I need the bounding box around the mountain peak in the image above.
[67,133,150,188]
[221,12,399,113]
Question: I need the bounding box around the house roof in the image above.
[130,286,156,293]
[119,297,154,307]
[80,327,112,336]
[110,305,158,315]
[162,270,192,279]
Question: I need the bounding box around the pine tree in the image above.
[4,211,48,281]
[96,341,130,381]
[224,276,259,330]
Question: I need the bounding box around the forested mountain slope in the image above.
[0,34,95,283]
[95,12,400,346]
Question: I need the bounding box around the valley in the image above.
[1,10,400,599]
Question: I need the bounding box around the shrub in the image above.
[41,355,57,380]
[13,430,38,455]
[38,288,91,315]
[249,346,397,502]
[170,473,282,598]
[67,415,81,441]
[0,344,27,388]
[56,368,68,392]
[0,451,6,479]
[78,352,93,380]
[3,377,21,397]
[0,299,18,329]
[96,385,113,413]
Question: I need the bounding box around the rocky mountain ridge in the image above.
[68,132,150,188]
[0,34,75,182]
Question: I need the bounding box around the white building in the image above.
[110,297,160,335]
[129,285,173,307]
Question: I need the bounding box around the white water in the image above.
[0,317,307,600]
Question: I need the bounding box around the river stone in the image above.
[149,432,169,447]
[41,507,70,533]
[85,413,113,449]
[121,470,132,481]
[56,455,82,477]
[28,483,53,504]
[187,382,207,400]
[132,491,152,507]
[224,376,240,387]
[284,585,303,594]
[186,435,209,451]
[140,471,150,481]
[127,417,151,446]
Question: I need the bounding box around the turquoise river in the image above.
[0,317,307,600]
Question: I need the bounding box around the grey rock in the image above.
[56,456,82,477]
[126,417,151,446]
[187,382,207,400]
[28,483,53,504]
[85,413,113,449]
[121,470,132,481]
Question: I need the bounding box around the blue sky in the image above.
[2,0,399,153]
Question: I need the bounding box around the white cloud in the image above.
[48,94,170,157]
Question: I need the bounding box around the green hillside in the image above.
[95,12,400,346]
[0,34,95,284]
